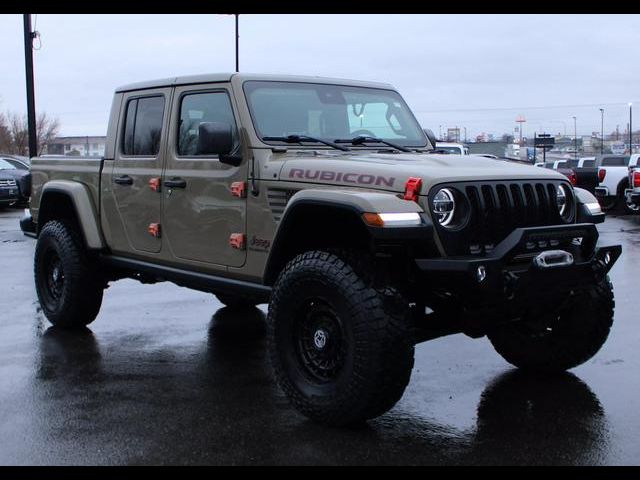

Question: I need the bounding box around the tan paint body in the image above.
[30,73,569,284]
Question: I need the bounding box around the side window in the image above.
[178,91,237,156]
[122,96,165,156]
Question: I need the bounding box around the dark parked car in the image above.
[0,157,30,207]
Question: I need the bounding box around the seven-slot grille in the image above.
[429,180,573,256]
[0,179,17,187]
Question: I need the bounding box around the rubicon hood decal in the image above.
[288,168,396,188]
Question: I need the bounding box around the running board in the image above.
[100,255,271,302]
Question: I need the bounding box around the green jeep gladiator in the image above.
[22,73,621,426]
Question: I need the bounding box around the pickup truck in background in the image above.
[432,141,469,155]
[564,157,599,195]
[537,158,599,195]
[21,72,619,426]
[596,154,640,213]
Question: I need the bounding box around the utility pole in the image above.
[235,14,239,72]
[630,103,633,155]
[600,108,604,154]
[572,116,577,161]
[23,14,37,158]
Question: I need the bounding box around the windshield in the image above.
[243,81,427,148]
[0,159,17,170]
[434,146,462,154]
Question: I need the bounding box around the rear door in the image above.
[109,89,170,255]
[161,84,247,268]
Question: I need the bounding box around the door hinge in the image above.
[148,223,161,238]
[230,181,246,198]
[149,177,161,192]
[229,233,245,250]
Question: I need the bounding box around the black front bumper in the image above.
[0,188,18,204]
[415,224,621,332]
[20,214,37,238]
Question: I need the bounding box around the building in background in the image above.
[446,127,460,142]
[47,136,106,157]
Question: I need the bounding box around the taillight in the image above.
[634,171,640,188]
[598,168,606,182]
[568,172,577,185]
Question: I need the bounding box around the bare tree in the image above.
[0,112,12,152]
[2,111,60,156]
[7,112,29,155]
[36,112,60,156]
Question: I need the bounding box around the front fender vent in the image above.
[267,188,297,222]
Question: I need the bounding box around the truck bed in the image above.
[30,156,103,223]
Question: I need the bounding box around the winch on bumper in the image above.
[415,223,621,336]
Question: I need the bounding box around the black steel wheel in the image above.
[294,298,347,382]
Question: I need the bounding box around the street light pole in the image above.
[23,14,37,158]
[630,103,633,155]
[600,108,604,154]
[572,116,577,160]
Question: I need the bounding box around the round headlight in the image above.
[556,184,572,221]
[433,188,456,227]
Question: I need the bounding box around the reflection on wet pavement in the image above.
[0,209,638,464]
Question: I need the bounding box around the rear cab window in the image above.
[601,156,629,167]
[122,96,165,156]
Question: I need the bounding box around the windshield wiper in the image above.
[262,135,350,152]
[334,135,411,153]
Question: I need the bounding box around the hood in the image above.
[0,169,29,181]
[278,151,566,195]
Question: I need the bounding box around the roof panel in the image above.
[115,73,394,93]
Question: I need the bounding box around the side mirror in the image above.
[423,129,437,150]
[197,122,242,166]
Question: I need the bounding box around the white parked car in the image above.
[433,142,469,155]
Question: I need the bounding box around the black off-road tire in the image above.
[34,220,104,328]
[216,293,263,308]
[267,250,414,426]
[488,278,614,371]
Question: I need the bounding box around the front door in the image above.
[110,89,170,255]
[162,85,247,268]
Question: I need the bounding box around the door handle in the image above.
[164,178,187,189]
[113,175,133,185]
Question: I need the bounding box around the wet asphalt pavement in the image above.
[0,207,639,465]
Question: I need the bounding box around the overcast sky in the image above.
[0,13,638,139]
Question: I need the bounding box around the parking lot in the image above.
[0,206,638,465]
